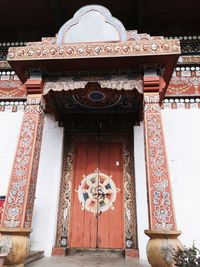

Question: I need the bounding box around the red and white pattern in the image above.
[1,96,44,228]
[167,76,200,96]
[144,93,176,231]
[0,80,26,98]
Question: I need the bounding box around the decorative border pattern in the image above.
[1,98,200,112]
[124,142,137,248]
[1,96,44,228]
[7,39,180,61]
[178,56,200,64]
[0,80,26,98]
[56,138,73,246]
[0,104,25,112]
[162,98,200,109]
[173,66,200,77]
[167,76,200,96]
[144,93,176,231]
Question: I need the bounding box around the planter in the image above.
[0,228,32,267]
[0,253,8,267]
[145,230,182,267]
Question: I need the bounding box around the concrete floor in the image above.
[27,254,150,267]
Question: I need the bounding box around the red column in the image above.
[1,80,45,229]
[143,74,182,267]
[0,79,47,266]
[1,95,44,228]
[144,92,176,231]
[143,74,176,231]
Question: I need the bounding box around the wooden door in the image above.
[70,142,124,249]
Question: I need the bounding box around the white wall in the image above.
[0,111,23,195]
[134,123,149,260]
[30,114,64,256]
[162,109,200,249]
[65,10,120,43]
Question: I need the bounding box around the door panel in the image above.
[70,142,124,249]
[98,143,123,248]
[82,143,98,248]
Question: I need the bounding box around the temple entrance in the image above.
[50,78,142,253]
[70,142,124,248]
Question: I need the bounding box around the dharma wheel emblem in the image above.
[76,169,120,214]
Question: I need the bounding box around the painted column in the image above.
[0,78,45,267]
[143,73,182,267]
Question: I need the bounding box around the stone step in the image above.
[67,248,123,257]
[25,250,44,265]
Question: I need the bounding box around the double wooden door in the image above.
[70,142,124,249]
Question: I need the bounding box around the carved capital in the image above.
[144,92,160,113]
[25,94,46,114]
[25,79,44,94]
[143,74,166,94]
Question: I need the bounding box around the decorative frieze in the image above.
[167,76,200,96]
[0,94,44,228]
[0,42,26,61]
[0,78,25,98]
[2,35,199,64]
[162,98,200,109]
[7,39,180,62]
[144,91,176,231]
[0,70,16,79]
[43,76,143,95]
[0,100,26,112]
[178,56,200,64]
[172,66,200,77]
[0,42,26,47]
[165,36,200,41]
[165,36,200,55]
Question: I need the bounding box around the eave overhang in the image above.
[7,39,180,100]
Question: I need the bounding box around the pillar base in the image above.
[52,247,68,256]
[145,230,182,267]
[124,249,139,258]
[0,228,32,267]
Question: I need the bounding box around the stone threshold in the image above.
[25,250,44,265]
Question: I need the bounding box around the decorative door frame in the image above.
[54,132,137,252]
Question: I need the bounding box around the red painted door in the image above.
[70,142,124,249]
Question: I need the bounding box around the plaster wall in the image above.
[57,5,126,44]
[162,108,200,249]
[65,10,120,43]
[0,111,23,196]
[134,123,149,260]
[30,114,64,256]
